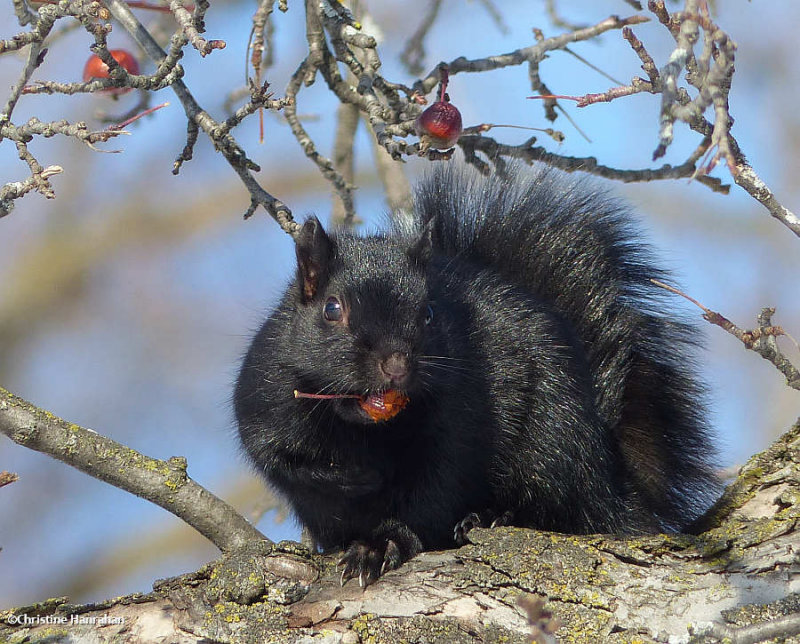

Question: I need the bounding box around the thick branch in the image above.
[0,387,268,553]
[458,134,728,192]
[330,100,360,225]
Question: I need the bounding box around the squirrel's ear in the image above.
[295,216,333,302]
[407,217,433,268]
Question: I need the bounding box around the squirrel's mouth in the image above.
[293,389,409,423]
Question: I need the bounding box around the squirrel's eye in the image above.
[424,304,434,325]
[323,296,343,322]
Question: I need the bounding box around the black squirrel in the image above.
[234,164,719,586]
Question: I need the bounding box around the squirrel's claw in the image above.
[337,538,404,588]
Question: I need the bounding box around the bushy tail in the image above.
[412,164,719,530]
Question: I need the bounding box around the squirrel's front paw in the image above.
[337,520,423,587]
[338,539,402,587]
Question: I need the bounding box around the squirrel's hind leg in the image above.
[453,509,515,546]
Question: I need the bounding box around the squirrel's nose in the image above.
[380,352,410,385]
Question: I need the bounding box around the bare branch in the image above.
[250,0,277,74]
[0,161,63,218]
[415,14,650,96]
[653,0,699,160]
[103,0,297,231]
[2,40,45,122]
[169,0,225,57]
[220,80,293,135]
[331,101,361,226]
[284,55,355,220]
[172,118,199,175]
[22,35,185,96]
[0,387,269,552]
[12,0,36,27]
[624,25,659,83]
[1,117,128,148]
[279,0,357,220]
[1,0,103,55]
[733,164,800,237]
[2,1,795,239]
[521,4,799,237]
[457,134,729,192]
[651,280,800,391]
[373,150,413,214]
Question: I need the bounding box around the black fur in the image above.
[234,165,719,585]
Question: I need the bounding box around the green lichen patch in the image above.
[457,527,615,610]
[721,591,800,628]
[350,612,379,643]
[353,614,505,644]
[2,625,70,644]
[153,555,311,644]
[204,540,317,605]
[197,598,295,644]
[697,418,800,533]
[548,600,615,644]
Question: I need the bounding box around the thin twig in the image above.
[0,471,20,488]
[650,279,800,391]
[107,101,169,131]
[168,0,225,57]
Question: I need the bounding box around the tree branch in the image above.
[650,280,800,392]
[0,387,268,553]
[102,0,298,232]
[0,470,19,488]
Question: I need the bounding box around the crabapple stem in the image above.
[293,390,361,400]
[438,64,450,103]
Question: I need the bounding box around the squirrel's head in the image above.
[290,216,436,425]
